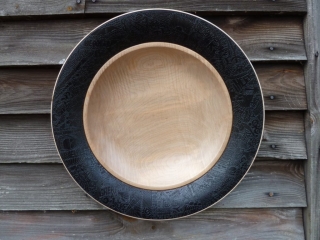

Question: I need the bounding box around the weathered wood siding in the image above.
[303,0,320,239]
[0,17,306,66]
[0,0,317,239]
[0,161,306,210]
[0,209,305,240]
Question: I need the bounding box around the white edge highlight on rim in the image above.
[50,8,265,221]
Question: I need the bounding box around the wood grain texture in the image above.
[0,208,305,240]
[0,68,56,114]
[0,112,306,164]
[85,0,307,14]
[214,161,306,208]
[303,0,320,239]
[0,17,306,66]
[0,161,306,210]
[258,111,306,160]
[0,63,306,114]
[256,63,307,110]
[0,115,58,163]
[208,16,305,62]
[0,0,85,16]
[84,42,232,190]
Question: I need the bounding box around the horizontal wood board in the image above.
[84,0,307,14]
[259,111,306,159]
[0,17,306,66]
[0,68,57,114]
[0,0,85,17]
[0,208,305,239]
[0,111,306,164]
[0,161,306,210]
[257,63,307,110]
[0,63,307,114]
[0,0,307,17]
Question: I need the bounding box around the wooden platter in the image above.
[51,9,264,220]
[83,42,233,190]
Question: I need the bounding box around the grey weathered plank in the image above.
[0,0,85,16]
[0,112,306,164]
[0,63,307,114]
[258,111,307,160]
[256,63,307,110]
[214,161,306,208]
[0,208,305,240]
[0,68,57,114]
[85,0,307,14]
[208,17,305,61]
[0,0,308,18]
[0,17,306,66]
[0,115,58,163]
[0,161,306,210]
[303,0,320,239]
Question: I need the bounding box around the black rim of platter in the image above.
[51,9,264,220]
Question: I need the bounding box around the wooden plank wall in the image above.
[0,0,312,239]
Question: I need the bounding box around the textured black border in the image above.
[52,9,264,220]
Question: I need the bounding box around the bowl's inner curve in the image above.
[83,42,233,190]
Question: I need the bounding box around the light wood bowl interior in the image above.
[83,42,232,190]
